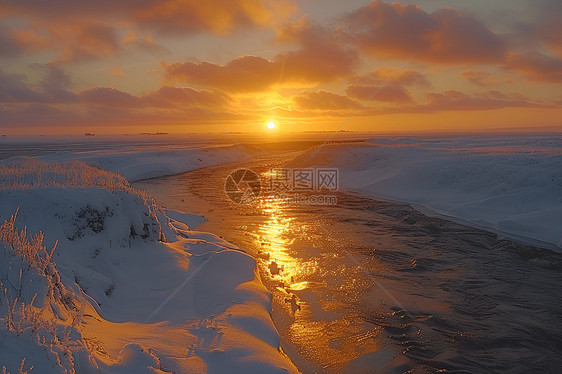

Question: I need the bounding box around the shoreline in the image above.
[344,190,562,253]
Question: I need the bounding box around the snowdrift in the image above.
[290,136,562,251]
[0,159,297,373]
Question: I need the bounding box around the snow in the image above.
[165,209,207,230]
[0,159,297,373]
[290,136,562,251]
[39,145,253,182]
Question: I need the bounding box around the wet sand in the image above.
[134,150,562,373]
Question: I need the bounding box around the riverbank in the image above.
[290,136,562,251]
[0,158,299,373]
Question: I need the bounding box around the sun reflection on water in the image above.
[256,197,313,288]
[247,169,386,370]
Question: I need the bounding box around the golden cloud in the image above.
[293,90,361,111]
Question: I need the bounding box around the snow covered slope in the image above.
[39,145,253,182]
[0,159,297,373]
[290,136,562,251]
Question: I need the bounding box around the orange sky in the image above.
[1,0,561,135]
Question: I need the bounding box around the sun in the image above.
[267,121,276,130]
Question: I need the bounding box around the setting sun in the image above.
[267,121,276,130]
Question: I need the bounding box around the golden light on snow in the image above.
[267,121,276,130]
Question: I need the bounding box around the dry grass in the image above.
[0,157,137,193]
[0,208,56,274]
[1,210,83,374]
[2,359,33,374]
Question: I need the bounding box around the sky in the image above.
[1,0,561,135]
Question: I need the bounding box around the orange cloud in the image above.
[0,0,297,66]
[349,68,431,87]
[0,21,121,64]
[343,0,507,64]
[165,20,357,92]
[50,23,120,64]
[78,85,231,110]
[2,0,296,35]
[293,90,360,111]
[165,56,278,92]
[505,52,562,83]
[142,86,231,108]
[346,85,413,103]
[0,24,51,57]
[2,21,122,64]
[461,71,502,87]
[133,0,296,35]
[275,19,358,86]
[2,81,240,130]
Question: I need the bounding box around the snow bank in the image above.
[0,159,297,373]
[290,136,562,251]
[39,145,253,182]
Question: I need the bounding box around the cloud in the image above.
[166,20,358,92]
[50,23,121,64]
[342,0,507,64]
[79,87,141,108]
[533,0,562,57]
[505,52,562,83]
[354,68,431,87]
[37,64,78,102]
[344,67,426,103]
[346,84,413,103]
[275,19,359,85]
[165,56,278,92]
[0,66,76,103]
[0,21,122,64]
[142,86,231,108]
[293,90,361,111]
[1,0,296,65]
[0,24,51,58]
[1,84,239,129]
[78,85,231,110]
[0,69,45,103]
[1,64,231,112]
[133,0,297,36]
[461,71,502,87]
[0,25,24,57]
[2,0,297,36]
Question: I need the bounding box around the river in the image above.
[134,147,562,374]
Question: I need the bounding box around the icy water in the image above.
[135,149,562,374]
